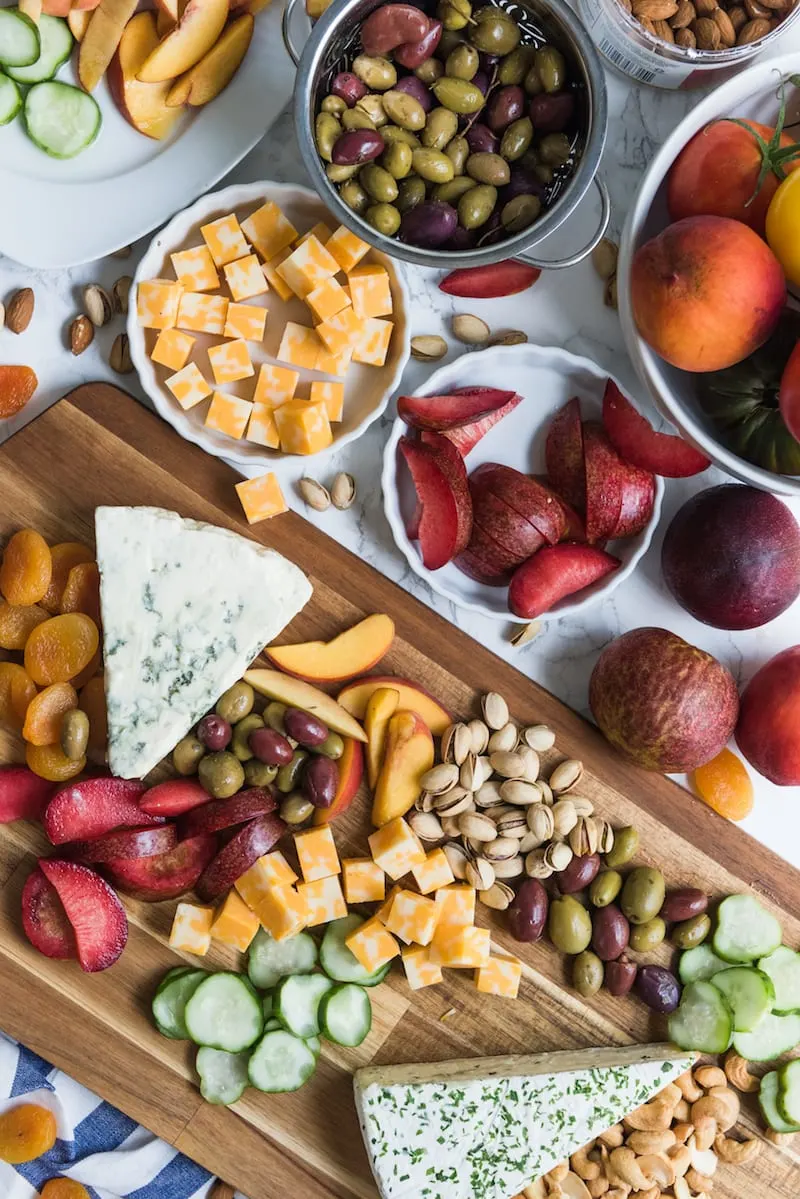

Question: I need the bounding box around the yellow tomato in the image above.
[766,169,800,288]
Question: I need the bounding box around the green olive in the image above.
[316,731,345,760]
[382,90,426,131]
[280,793,314,825]
[604,825,639,869]
[412,147,455,183]
[356,94,388,126]
[382,140,414,179]
[340,179,370,215]
[539,132,572,166]
[415,57,444,85]
[524,64,543,95]
[534,164,554,186]
[327,162,361,183]
[421,106,459,150]
[244,759,279,787]
[438,0,471,31]
[572,950,604,997]
[548,894,593,955]
[629,916,667,954]
[501,192,541,233]
[215,681,254,725]
[466,151,510,186]
[500,116,533,161]
[672,913,711,950]
[620,867,666,926]
[321,94,347,116]
[198,751,245,799]
[396,175,427,213]
[360,163,399,203]
[60,708,89,761]
[468,8,521,54]
[445,134,469,174]
[173,735,205,775]
[446,43,479,80]
[351,54,397,91]
[381,124,421,148]
[430,77,485,115]
[315,111,341,162]
[366,202,402,235]
[589,869,623,909]
[498,45,536,86]
[231,712,264,761]
[342,107,376,131]
[434,175,477,204]
[534,45,566,93]
[277,749,309,794]
[458,183,497,229]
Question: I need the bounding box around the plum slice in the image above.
[399,436,472,569]
[583,422,625,544]
[71,824,177,865]
[397,387,515,432]
[0,766,54,824]
[612,462,656,539]
[509,544,622,618]
[196,813,286,901]
[104,833,217,902]
[471,463,566,546]
[545,397,585,512]
[602,379,710,477]
[21,865,77,960]
[139,779,210,818]
[37,858,128,973]
[441,391,523,457]
[44,777,157,845]
[179,786,276,839]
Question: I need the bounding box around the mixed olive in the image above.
[315,0,580,250]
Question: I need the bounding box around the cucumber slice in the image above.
[24,80,101,158]
[0,9,40,67]
[779,1059,800,1126]
[306,1034,322,1056]
[248,1029,317,1093]
[710,967,775,1032]
[319,983,372,1047]
[667,980,733,1054]
[152,969,207,1040]
[196,1047,250,1106]
[678,944,730,985]
[713,895,782,964]
[760,1070,800,1134]
[320,915,392,987]
[262,991,274,1021]
[0,72,22,125]
[184,972,264,1052]
[275,973,334,1039]
[6,15,72,83]
[264,1017,282,1031]
[733,1011,800,1061]
[247,927,318,990]
[759,946,800,1014]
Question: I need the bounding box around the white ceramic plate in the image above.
[0,1,294,269]
[382,343,664,623]
[129,180,410,471]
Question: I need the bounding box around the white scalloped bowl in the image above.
[129,181,410,472]
[382,343,664,623]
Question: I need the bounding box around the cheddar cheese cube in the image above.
[384,889,440,947]
[306,276,351,323]
[263,249,294,302]
[402,944,444,991]
[376,882,402,924]
[342,858,386,905]
[224,303,267,343]
[430,925,491,969]
[475,955,522,999]
[296,222,333,248]
[151,327,195,372]
[246,404,280,450]
[345,915,400,974]
[177,292,228,335]
[274,400,333,456]
[255,884,307,942]
[412,848,455,896]
[242,201,298,261]
[205,392,253,439]
[235,471,287,524]
[434,884,476,930]
[309,380,344,423]
[235,852,297,909]
[169,902,214,955]
[207,338,254,386]
[294,825,340,883]
[368,817,426,881]
[353,317,393,367]
[298,874,348,926]
[348,263,393,319]
[224,253,269,303]
[201,212,250,266]
[316,307,364,356]
[165,362,212,411]
[253,362,299,408]
[170,244,220,292]
[277,321,323,370]
[211,890,260,952]
[277,235,340,299]
[326,225,370,275]
[136,279,183,330]
[315,344,353,378]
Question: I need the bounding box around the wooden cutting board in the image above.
[0,384,798,1199]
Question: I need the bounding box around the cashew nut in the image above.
[694,1065,727,1092]
[723,1050,760,1094]
[673,1099,691,1123]
[605,1191,631,1199]
[713,1132,762,1165]
[672,1122,694,1145]
[673,1176,691,1199]
[686,1167,716,1192]
[637,1188,659,1199]
[766,1127,796,1147]
[636,1151,676,1189]
[690,1088,740,1133]
[545,1163,570,1186]
[587,1177,609,1198]
[676,1071,704,1103]
[570,1144,601,1181]
[558,1173,592,1199]
[607,1148,651,1192]
[597,1125,625,1149]
[523,1181,547,1199]
[625,1130,675,1156]
[692,1115,718,1152]
[688,1134,718,1177]
[623,1093,677,1133]
[667,1143,692,1177]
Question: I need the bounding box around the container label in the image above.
[581,0,695,88]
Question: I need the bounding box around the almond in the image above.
[694,0,719,14]
[70,314,94,356]
[693,15,722,45]
[736,14,770,37]
[654,16,676,36]
[675,23,697,42]
[727,4,748,28]
[670,0,696,26]
[6,288,34,334]
[712,6,737,41]
[639,14,658,30]
[633,0,679,18]
[744,0,771,17]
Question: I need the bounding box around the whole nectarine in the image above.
[736,646,800,785]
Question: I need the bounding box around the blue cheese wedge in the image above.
[95,506,312,780]
[354,1044,694,1199]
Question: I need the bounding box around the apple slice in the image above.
[0,766,54,824]
[78,0,141,92]
[602,380,711,477]
[509,544,622,619]
[38,858,128,973]
[44,777,157,845]
[314,737,365,825]
[612,462,656,539]
[137,0,228,83]
[139,778,210,817]
[166,11,253,107]
[71,824,177,864]
[108,11,183,139]
[419,431,473,553]
[399,436,471,569]
[179,786,276,838]
[364,686,399,789]
[372,710,434,827]
[545,397,585,512]
[583,422,625,544]
[441,391,523,457]
[21,866,77,960]
[267,614,395,684]
[471,463,566,546]
[779,340,800,444]
[244,669,368,742]
[104,833,216,901]
[196,813,286,901]
[397,387,516,432]
[337,677,450,736]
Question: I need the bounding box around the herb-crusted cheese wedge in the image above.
[354,1044,694,1199]
[95,506,312,780]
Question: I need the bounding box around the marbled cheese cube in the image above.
[236,852,297,909]
[224,302,267,342]
[246,403,280,450]
[305,276,351,323]
[242,201,298,261]
[255,884,307,942]
[315,344,353,378]
[429,925,491,969]
[277,235,340,299]
[368,817,426,881]
[309,380,344,423]
[211,890,260,952]
[434,884,476,930]
[151,327,195,372]
[277,321,323,370]
[296,222,333,248]
[165,362,212,411]
[298,874,348,926]
[235,472,287,523]
[326,225,370,274]
[263,248,294,301]
[205,391,253,439]
[348,263,393,319]
[345,915,400,974]
[170,244,220,292]
[353,317,392,367]
[294,825,340,883]
[475,955,522,998]
[169,902,214,955]
[136,279,183,330]
[177,292,228,335]
[224,253,269,302]
[342,858,386,905]
[253,362,299,408]
[384,889,440,946]
[316,307,364,356]
[274,400,333,456]
[376,883,402,925]
[201,212,250,266]
[402,944,444,991]
[207,338,254,385]
[411,848,455,896]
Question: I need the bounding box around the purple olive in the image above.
[466,122,498,154]
[635,965,681,1013]
[557,853,601,895]
[302,755,339,808]
[394,18,443,68]
[196,714,232,751]
[605,957,638,997]
[445,226,478,250]
[471,69,490,95]
[529,90,575,133]
[479,51,500,69]
[502,168,547,203]
[487,84,524,132]
[394,74,433,111]
[331,129,385,166]
[660,888,709,924]
[330,71,369,107]
[508,879,549,942]
[399,201,457,247]
[248,726,293,766]
[283,707,329,748]
[591,904,630,962]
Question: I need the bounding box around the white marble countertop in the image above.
[1,32,799,869]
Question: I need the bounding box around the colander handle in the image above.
[515,176,611,270]
[282,0,306,66]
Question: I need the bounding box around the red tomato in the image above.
[667,119,800,238]
[779,340,800,444]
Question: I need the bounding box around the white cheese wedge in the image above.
[354,1044,694,1199]
[95,506,312,780]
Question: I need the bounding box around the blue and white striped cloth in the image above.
[0,1033,243,1199]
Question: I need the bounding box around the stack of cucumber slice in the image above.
[153,915,385,1105]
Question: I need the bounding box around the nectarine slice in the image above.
[108,11,183,139]
[602,380,711,478]
[68,9,92,40]
[398,387,515,432]
[137,0,228,84]
[612,461,655,539]
[419,432,472,554]
[166,11,253,108]
[266,614,395,684]
[545,397,585,513]
[399,436,471,569]
[372,709,434,827]
[471,463,565,546]
[509,543,621,619]
[314,737,365,825]
[78,0,140,92]
[364,685,399,788]
[583,422,624,544]
[244,668,368,742]
[442,391,522,457]
[337,676,450,736]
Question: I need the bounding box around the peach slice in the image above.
[314,737,365,825]
[137,0,228,84]
[364,686,400,788]
[78,0,141,92]
[337,676,450,736]
[155,0,180,21]
[68,8,92,39]
[156,8,175,36]
[73,0,103,11]
[244,668,368,742]
[107,12,183,139]
[266,614,395,685]
[166,11,253,107]
[372,710,434,827]
[20,0,42,22]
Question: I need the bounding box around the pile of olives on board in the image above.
[171,680,343,823]
[314,0,581,250]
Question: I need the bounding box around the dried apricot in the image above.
[60,562,101,627]
[0,1102,57,1163]
[693,748,754,822]
[41,543,93,614]
[0,601,49,650]
[41,1182,91,1199]
[22,682,78,747]
[24,613,100,686]
[0,662,38,729]
[0,365,37,419]
[79,675,107,758]
[26,742,85,782]
[0,529,52,606]
[70,650,102,691]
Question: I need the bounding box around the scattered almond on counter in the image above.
[6,288,34,334]
[70,315,94,357]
